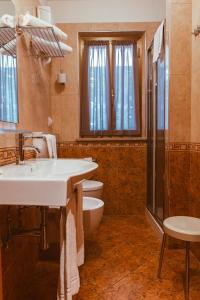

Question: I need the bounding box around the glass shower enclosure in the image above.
[147,45,166,224]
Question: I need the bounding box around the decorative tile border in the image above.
[2,142,200,167]
[166,143,200,152]
[58,141,147,149]
[190,143,200,152]
[0,147,16,166]
[58,141,200,152]
[166,143,191,151]
[0,147,36,166]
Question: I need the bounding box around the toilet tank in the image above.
[82,180,103,199]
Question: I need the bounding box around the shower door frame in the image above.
[147,44,156,215]
[147,42,166,225]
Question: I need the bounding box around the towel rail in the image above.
[0,26,68,58]
[0,27,16,57]
[17,26,65,58]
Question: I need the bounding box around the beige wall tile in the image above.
[191,0,200,143]
[167,1,192,143]
[51,49,79,96]
[170,3,192,75]
[51,22,159,142]
[61,94,80,141]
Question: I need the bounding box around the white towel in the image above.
[153,21,164,63]
[75,183,84,267]
[32,36,72,55]
[0,14,15,28]
[57,182,84,300]
[44,134,57,159]
[19,13,68,41]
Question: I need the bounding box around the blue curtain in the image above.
[0,55,18,123]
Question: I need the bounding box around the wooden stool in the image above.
[157,216,200,300]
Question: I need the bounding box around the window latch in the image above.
[111,89,115,98]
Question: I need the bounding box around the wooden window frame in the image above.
[79,32,142,137]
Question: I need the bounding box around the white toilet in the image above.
[82,180,103,199]
[82,180,104,238]
[83,197,104,238]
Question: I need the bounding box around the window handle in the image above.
[111,89,115,98]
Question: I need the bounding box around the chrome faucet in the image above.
[16,133,40,165]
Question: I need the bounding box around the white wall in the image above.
[49,0,166,23]
[0,1,15,15]
[0,0,166,22]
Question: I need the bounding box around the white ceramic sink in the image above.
[0,159,98,207]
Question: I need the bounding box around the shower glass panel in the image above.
[147,46,154,213]
[155,57,165,222]
[147,49,165,224]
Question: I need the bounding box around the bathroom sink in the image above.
[0,159,98,207]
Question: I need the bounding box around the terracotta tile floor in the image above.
[26,215,200,300]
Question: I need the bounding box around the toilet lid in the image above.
[83,180,103,192]
[83,197,104,210]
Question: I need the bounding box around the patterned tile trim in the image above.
[0,147,16,166]
[190,143,200,152]
[166,143,200,152]
[0,147,36,166]
[58,141,147,148]
[166,143,191,151]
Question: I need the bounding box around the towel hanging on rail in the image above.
[19,13,68,41]
[153,21,164,63]
[0,14,15,28]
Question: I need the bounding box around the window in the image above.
[80,36,140,136]
[0,55,18,123]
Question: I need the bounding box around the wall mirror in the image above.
[0,40,18,123]
[0,3,18,124]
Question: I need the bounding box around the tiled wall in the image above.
[0,148,16,167]
[166,143,200,259]
[164,0,192,221]
[0,4,52,296]
[17,37,51,133]
[190,0,200,260]
[190,150,200,260]
[51,22,160,141]
[191,0,200,144]
[166,0,192,143]
[0,147,36,166]
[58,141,147,215]
[52,22,159,216]
[165,0,193,218]
[166,143,191,218]
[165,0,200,260]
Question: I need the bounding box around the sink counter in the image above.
[0,159,98,207]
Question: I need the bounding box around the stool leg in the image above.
[157,233,166,278]
[185,241,190,300]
